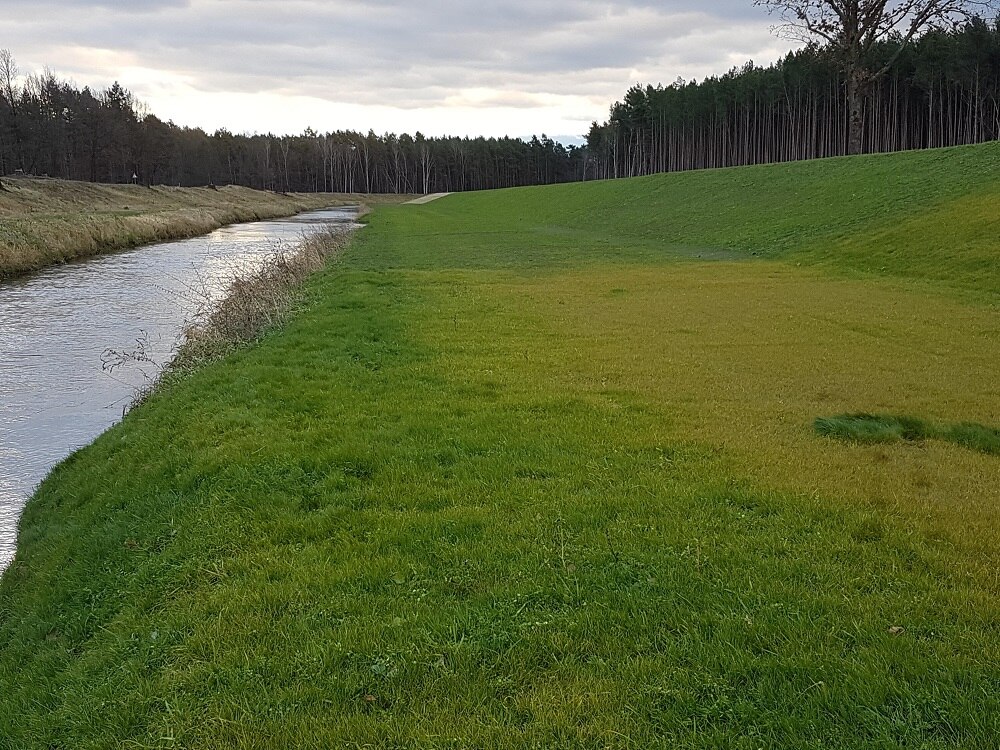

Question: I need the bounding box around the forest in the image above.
[587,17,1000,179]
[0,49,585,193]
[2,17,1000,192]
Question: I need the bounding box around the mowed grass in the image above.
[2,144,1000,748]
[368,142,1000,298]
[476,263,1000,551]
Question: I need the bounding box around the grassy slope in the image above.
[1,144,999,748]
[0,178,358,278]
[377,142,1000,296]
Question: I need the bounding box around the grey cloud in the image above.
[17,0,190,10]
[4,0,781,124]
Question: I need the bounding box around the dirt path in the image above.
[406,193,450,205]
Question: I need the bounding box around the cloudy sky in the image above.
[3,1,791,141]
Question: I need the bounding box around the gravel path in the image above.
[405,193,450,205]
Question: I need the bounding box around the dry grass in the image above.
[121,227,352,412]
[438,261,1000,555]
[174,228,352,368]
[0,177,367,278]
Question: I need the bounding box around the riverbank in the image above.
[0,207,360,570]
[0,177,362,278]
[2,143,999,747]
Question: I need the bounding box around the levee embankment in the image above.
[0,177,345,278]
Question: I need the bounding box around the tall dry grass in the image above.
[0,178,344,278]
[173,227,352,369]
[117,227,351,412]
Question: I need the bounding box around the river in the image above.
[0,206,359,568]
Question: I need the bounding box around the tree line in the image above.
[586,17,1000,179]
[4,16,1000,193]
[0,49,585,193]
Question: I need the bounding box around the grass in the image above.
[815,414,936,443]
[358,142,1000,295]
[946,422,1000,455]
[0,177,406,278]
[175,227,354,369]
[1,143,1000,748]
[816,413,1000,455]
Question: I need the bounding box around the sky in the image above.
[2,1,791,142]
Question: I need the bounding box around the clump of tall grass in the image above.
[945,422,1000,455]
[814,413,933,444]
[117,227,351,413]
[174,227,351,368]
[815,413,1000,455]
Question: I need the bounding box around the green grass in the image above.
[815,414,935,444]
[2,144,1000,748]
[358,142,1000,298]
[946,422,1000,455]
[816,413,1000,455]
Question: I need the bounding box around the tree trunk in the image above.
[847,67,865,155]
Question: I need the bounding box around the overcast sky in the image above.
[3,1,791,141]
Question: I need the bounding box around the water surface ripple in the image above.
[0,207,357,568]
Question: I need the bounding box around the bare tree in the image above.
[0,49,23,171]
[279,136,291,193]
[755,0,998,154]
[358,133,372,194]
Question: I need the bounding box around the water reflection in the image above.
[0,207,358,568]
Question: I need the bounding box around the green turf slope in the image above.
[363,142,1000,297]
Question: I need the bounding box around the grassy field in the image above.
[0,177,391,278]
[1,143,999,748]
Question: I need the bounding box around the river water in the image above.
[0,206,358,568]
